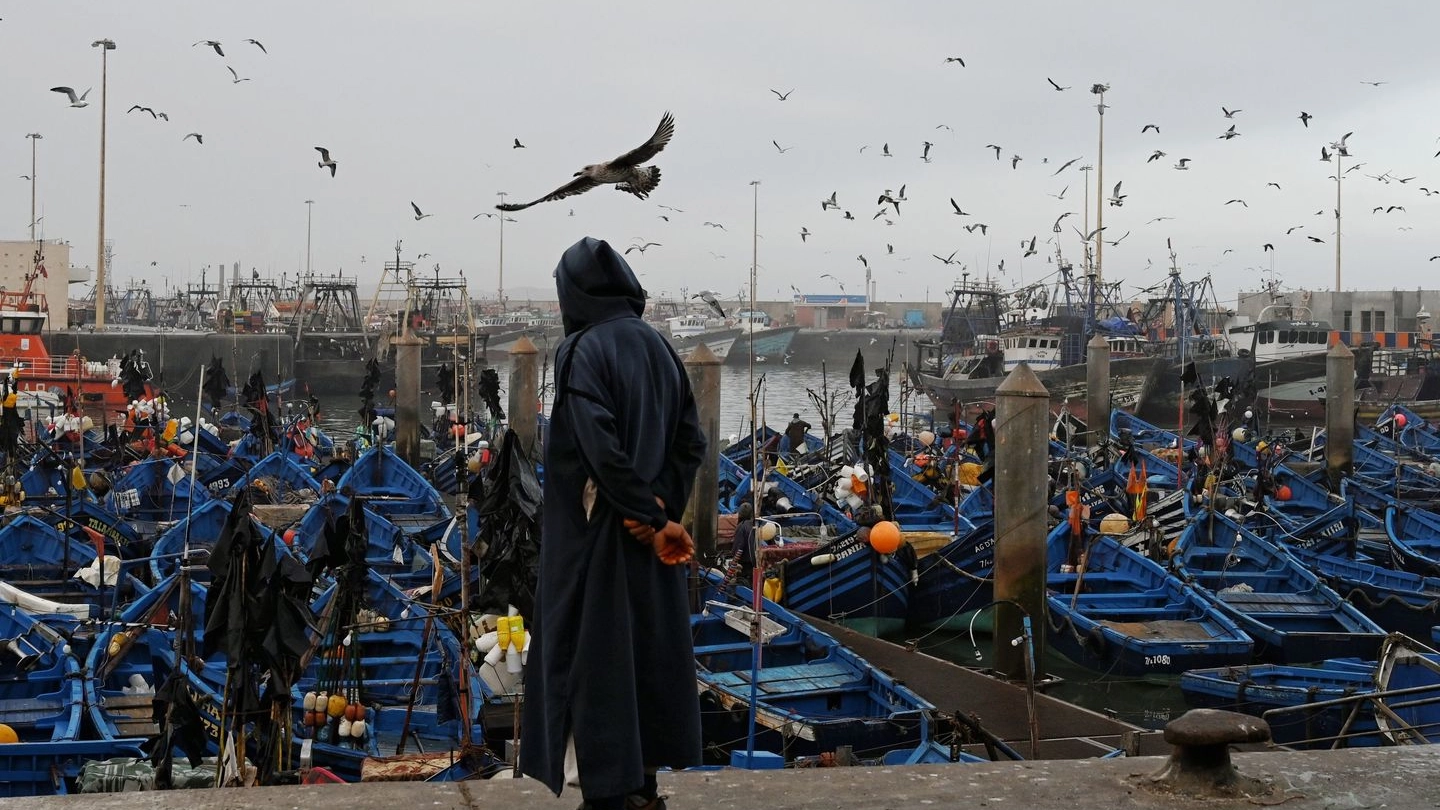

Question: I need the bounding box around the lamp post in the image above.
[26,133,41,242]
[1079,164,1093,272]
[1090,83,1109,284]
[304,200,315,276]
[92,38,116,330]
[495,192,507,310]
[1325,137,1352,293]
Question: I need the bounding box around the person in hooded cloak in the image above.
[520,237,707,810]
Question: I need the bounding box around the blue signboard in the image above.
[797,294,868,306]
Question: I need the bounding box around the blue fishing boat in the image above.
[234,450,323,502]
[1377,404,1440,455]
[0,603,145,796]
[1181,636,1440,749]
[293,495,421,581]
[1172,510,1386,663]
[908,520,996,630]
[181,569,488,782]
[1289,543,1440,639]
[85,574,206,751]
[1385,505,1440,577]
[693,569,933,761]
[103,458,211,532]
[0,514,147,623]
[147,499,275,582]
[1045,522,1252,676]
[336,445,451,534]
[33,499,147,559]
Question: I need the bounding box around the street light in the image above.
[25,134,42,242]
[1090,83,1109,284]
[495,191,507,309]
[92,38,116,330]
[1323,135,1353,292]
[304,200,315,276]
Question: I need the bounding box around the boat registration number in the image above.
[1144,655,1172,667]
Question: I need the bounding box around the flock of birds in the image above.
[28,29,1440,296]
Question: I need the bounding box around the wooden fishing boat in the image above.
[1181,635,1440,749]
[336,445,451,535]
[1172,510,1385,663]
[0,602,145,796]
[103,458,211,535]
[693,569,933,761]
[1045,522,1253,676]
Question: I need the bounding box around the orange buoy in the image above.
[868,520,903,555]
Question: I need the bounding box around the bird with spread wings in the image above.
[498,112,675,211]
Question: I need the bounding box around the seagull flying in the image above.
[1023,236,1037,257]
[1299,111,1312,128]
[800,227,810,242]
[1046,77,1069,91]
[772,140,793,154]
[933,251,959,265]
[226,66,250,84]
[625,242,661,254]
[922,141,933,161]
[411,201,432,220]
[1174,158,1191,170]
[244,38,267,53]
[821,191,838,211]
[513,138,526,148]
[1218,124,1240,140]
[949,198,968,216]
[1307,236,1325,243]
[497,112,675,211]
[702,221,726,230]
[183,132,204,144]
[944,56,965,66]
[1360,80,1387,87]
[193,40,224,56]
[1263,243,1275,252]
[1108,181,1126,207]
[857,254,868,269]
[1052,157,1081,175]
[315,146,338,177]
[50,86,90,108]
[986,144,1002,160]
[770,89,793,101]
[1011,154,1023,169]
[127,104,157,118]
[1141,124,1160,134]
[1225,199,1247,207]
[1105,231,1131,247]
[1221,106,1242,118]
[1148,150,1166,163]
[882,143,892,157]
[693,290,726,319]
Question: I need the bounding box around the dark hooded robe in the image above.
[520,237,707,800]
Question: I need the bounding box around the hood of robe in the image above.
[554,237,646,335]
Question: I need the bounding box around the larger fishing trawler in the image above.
[1,254,137,422]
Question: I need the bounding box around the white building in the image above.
[0,240,75,329]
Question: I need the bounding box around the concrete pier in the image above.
[992,362,1050,680]
[391,336,424,466]
[1085,334,1110,447]
[684,343,722,563]
[23,746,1439,810]
[507,336,540,456]
[1324,341,1355,491]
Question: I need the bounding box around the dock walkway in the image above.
[808,618,1170,758]
[19,747,1439,810]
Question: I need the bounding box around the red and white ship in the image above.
[0,261,136,423]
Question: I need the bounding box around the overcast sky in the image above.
[5,2,1440,309]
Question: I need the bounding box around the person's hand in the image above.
[653,521,695,565]
[623,518,657,545]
